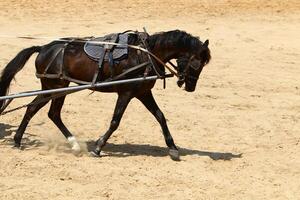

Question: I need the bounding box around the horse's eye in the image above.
[190,61,201,70]
[190,64,199,70]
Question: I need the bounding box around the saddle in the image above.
[84,33,128,79]
[84,33,128,63]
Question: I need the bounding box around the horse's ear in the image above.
[203,39,209,47]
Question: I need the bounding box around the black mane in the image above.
[148,30,202,51]
[148,30,211,65]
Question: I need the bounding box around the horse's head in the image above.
[176,39,211,92]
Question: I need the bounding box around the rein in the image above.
[47,37,178,78]
[0,32,180,116]
[4,32,179,78]
[0,32,183,115]
[35,35,178,87]
[4,34,179,78]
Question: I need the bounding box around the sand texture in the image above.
[0,0,300,199]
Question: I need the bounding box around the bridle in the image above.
[176,54,202,87]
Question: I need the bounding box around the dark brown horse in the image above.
[0,30,210,160]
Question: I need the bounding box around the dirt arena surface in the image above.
[0,0,299,199]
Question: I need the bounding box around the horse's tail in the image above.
[0,46,41,110]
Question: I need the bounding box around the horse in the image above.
[0,30,211,160]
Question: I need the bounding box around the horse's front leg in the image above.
[48,95,80,152]
[137,91,180,161]
[91,92,132,157]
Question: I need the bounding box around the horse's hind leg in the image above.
[14,94,51,147]
[137,91,180,161]
[48,95,80,152]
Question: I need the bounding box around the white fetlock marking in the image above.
[68,136,81,152]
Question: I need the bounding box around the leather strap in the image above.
[108,50,115,78]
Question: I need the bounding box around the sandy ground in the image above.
[0,0,300,199]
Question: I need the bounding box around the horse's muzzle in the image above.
[184,86,196,92]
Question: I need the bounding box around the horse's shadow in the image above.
[86,141,242,161]
[0,122,44,149]
[1,123,242,160]
[0,123,16,140]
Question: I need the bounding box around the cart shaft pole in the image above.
[0,75,165,101]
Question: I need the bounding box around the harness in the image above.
[36,31,178,87]
[176,55,197,87]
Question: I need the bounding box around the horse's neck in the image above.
[151,47,183,63]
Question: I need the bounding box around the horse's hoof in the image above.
[169,149,180,161]
[90,150,100,157]
[68,136,81,152]
[71,148,82,156]
[13,143,21,149]
[71,144,81,153]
